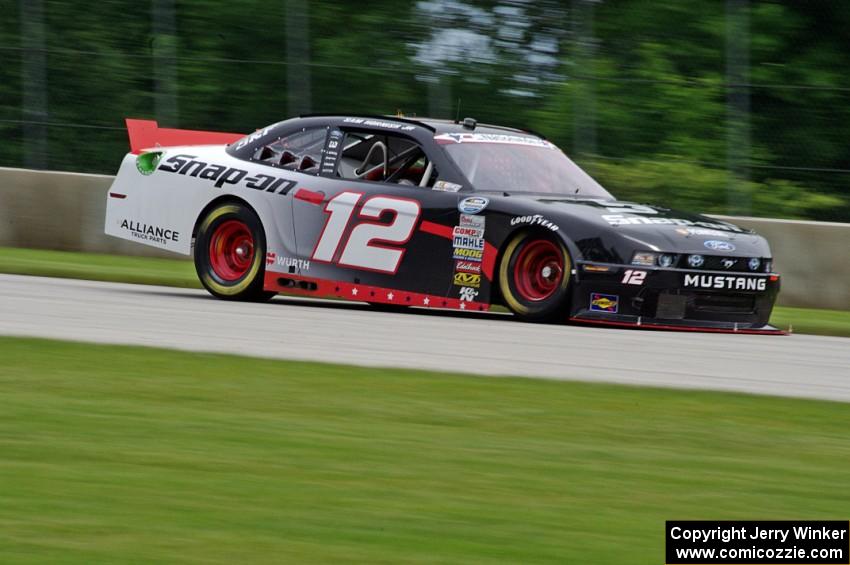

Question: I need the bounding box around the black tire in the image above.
[497,231,572,322]
[194,202,276,301]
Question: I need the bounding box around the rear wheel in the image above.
[194,202,275,301]
[498,232,572,322]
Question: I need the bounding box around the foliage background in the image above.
[1,0,848,221]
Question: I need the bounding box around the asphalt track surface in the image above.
[1,274,848,402]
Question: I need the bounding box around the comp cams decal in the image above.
[158,154,297,194]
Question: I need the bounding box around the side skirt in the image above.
[263,272,491,312]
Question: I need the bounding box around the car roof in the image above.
[297,113,543,139]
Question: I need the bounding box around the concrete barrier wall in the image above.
[0,166,847,309]
[0,166,175,258]
[711,215,850,310]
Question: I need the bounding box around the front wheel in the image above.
[194,202,275,301]
[498,232,572,322]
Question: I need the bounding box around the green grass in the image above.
[768,306,850,337]
[0,337,848,564]
[1,246,849,337]
[0,246,199,288]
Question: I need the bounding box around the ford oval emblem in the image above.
[458,196,489,215]
[704,240,735,252]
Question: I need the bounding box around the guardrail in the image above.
[1,166,846,309]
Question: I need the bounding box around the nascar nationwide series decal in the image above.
[158,154,297,194]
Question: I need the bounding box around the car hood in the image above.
[501,195,771,257]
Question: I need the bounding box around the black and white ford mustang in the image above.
[105,114,781,333]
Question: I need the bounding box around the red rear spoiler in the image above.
[126,119,244,154]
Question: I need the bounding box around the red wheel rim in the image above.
[513,240,564,301]
[208,220,255,281]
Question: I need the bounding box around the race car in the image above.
[105,114,781,333]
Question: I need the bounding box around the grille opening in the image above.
[692,293,755,314]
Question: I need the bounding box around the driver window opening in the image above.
[336,131,437,187]
[252,127,326,174]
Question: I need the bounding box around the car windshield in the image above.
[437,133,613,197]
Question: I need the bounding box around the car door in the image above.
[291,126,461,299]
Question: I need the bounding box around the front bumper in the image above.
[569,261,783,333]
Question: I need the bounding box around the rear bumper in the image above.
[570,261,782,333]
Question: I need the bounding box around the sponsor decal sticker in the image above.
[453,272,481,288]
[704,240,736,252]
[453,247,483,261]
[434,132,556,148]
[342,117,416,131]
[684,274,767,291]
[452,234,484,250]
[675,227,731,238]
[120,219,179,245]
[136,151,161,175]
[277,256,311,271]
[510,214,559,232]
[433,180,462,192]
[458,286,479,302]
[266,252,276,266]
[590,293,619,313]
[455,260,481,274]
[720,258,737,269]
[602,214,747,233]
[452,225,484,238]
[158,154,297,195]
[459,214,485,228]
[458,196,489,215]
